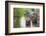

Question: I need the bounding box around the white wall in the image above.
[0,0,46,36]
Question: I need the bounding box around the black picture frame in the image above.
[5,1,45,35]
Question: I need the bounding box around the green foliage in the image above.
[14,8,26,28]
[14,17,20,28]
[14,8,26,16]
